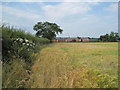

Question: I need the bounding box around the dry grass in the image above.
[30,42,118,88]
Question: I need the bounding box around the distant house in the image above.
[65,38,74,42]
[58,38,66,42]
[53,37,66,42]
[81,37,90,42]
[52,37,91,42]
[75,38,81,42]
[52,39,58,42]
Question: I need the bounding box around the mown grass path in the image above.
[30,42,118,88]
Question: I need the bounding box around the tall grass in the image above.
[31,43,118,88]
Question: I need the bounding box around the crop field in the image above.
[30,42,118,88]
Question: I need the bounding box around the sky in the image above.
[1,1,118,38]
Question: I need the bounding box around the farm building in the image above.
[75,38,82,42]
[52,37,66,42]
[65,38,74,42]
[52,39,58,42]
[81,37,90,42]
[52,37,90,42]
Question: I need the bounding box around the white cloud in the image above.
[2,4,41,20]
[57,14,117,37]
[1,4,42,33]
[42,2,97,21]
[1,2,118,37]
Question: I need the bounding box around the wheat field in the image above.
[30,42,118,88]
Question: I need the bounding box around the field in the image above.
[30,42,118,88]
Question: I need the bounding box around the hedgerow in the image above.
[1,25,50,88]
[1,25,50,63]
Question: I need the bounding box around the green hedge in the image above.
[1,25,50,88]
[1,26,50,63]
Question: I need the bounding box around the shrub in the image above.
[1,25,50,63]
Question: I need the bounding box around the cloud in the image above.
[2,4,41,20]
[1,4,42,33]
[57,14,117,37]
[42,2,98,21]
[1,2,118,37]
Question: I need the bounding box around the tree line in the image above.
[99,32,120,42]
[33,21,119,42]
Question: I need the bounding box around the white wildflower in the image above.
[30,44,32,47]
[16,38,19,41]
[25,39,29,42]
[19,38,23,42]
[22,43,26,45]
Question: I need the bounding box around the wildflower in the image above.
[27,43,29,46]
[16,38,19,41]
[19,38,23,42]
[14,40,16,43]
[22,43,26,45]
[30,44,33,47]
[25,39,29,42]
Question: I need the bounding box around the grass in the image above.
[2,59,29,88]
[30,42,118,88]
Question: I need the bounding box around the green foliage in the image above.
[33,21,63,42]
[1,25,50,62]
[2,25,50,88]
[99,32,119,42]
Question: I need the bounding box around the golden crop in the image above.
[31,42,118,88]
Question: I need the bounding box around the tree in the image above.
[109,32,119,42]
[77,36,81,39]
[33,21,63,42]
[99,32,119,42]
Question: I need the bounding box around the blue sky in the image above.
[1,2,118,38]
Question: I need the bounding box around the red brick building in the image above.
[81,37,90,42]
[52,37,90,42]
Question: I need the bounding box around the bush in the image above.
[1,25,50,63]
[1,25,50,88]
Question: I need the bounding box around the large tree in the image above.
[33,21,63,42]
